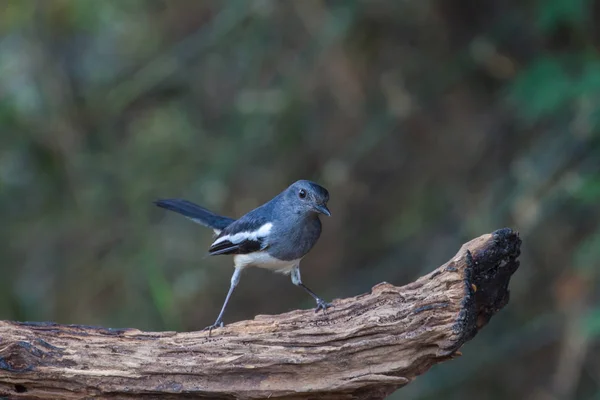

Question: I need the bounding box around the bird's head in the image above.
[285,180,331,217]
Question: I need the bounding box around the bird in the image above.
[154,180,332,332]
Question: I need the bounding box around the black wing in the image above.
[208,215,270,256]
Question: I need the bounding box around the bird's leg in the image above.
[290,265,332,313]
[203,267,242,335]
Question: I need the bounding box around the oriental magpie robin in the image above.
[155,180,332,332]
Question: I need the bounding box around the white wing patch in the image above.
[211,222,273,247]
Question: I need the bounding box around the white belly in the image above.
[234,252,299,274]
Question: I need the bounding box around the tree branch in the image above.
[0,228,521,399]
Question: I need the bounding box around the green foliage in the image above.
[509,57,573,122]
[509,54,600,125]
[583,308,600,337]
[575,174,600,204]
[536,0,590,32]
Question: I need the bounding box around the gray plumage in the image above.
[155,180,332,332]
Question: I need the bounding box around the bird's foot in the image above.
[315,298,333,313]
[202,320,224,336]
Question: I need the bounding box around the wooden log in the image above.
[0,228,521,399]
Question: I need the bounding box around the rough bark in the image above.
[0,228,521,400]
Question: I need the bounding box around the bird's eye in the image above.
[298,189,307,199]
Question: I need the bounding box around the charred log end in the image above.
[450,228,521,352]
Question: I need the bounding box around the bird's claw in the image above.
[315,299,332,313]
[202,320,224,336]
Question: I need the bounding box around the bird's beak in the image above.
[314,204,331,216]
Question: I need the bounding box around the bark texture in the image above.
[0,228,521,399]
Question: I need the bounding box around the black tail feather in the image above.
[154,199,235,231]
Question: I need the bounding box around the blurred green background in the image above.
[1,0,600,399]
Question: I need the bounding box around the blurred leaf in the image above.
[536,0,590,32]
[582,308,600,337]
[509,57,573,122]
[0,0,34,33]
[574,174,600,204]
[576,60,600,132]
[577,59,600,95]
